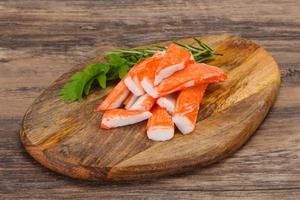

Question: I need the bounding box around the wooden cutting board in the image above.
[20,35,280,181]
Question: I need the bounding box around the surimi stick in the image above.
[146,105,174,141]
[100,109,152,129]
[156,93,177,114]
[124,93,138,109]
[94,80,130,111]
[124,56,154,96]
[124,51,165,96]
[156,63,227,97]
[129,94,156,111]
[124,75,145,96]
[154,44,193,85]
[172,84,207,134]
[139,55,164,98]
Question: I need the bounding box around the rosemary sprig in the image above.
[61,38,218,101]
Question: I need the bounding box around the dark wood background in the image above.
[0,0,299,199]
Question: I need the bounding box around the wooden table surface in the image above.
[0,0,299,199]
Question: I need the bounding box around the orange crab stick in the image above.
[172,84,207,134]
[156,93,177,114]
[100,109,152,129]
[124,60,148,96]
[156,63,227,97]
[140,55,164,98]
[95,80,130,111]
[146,105,174,141]
[124,75,145,96]
[123,93,139,109]
[129,94,156,111]
[154,44,193,85]
[124,51,164,96]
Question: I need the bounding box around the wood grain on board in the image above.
[1,0,300,199]
[20,35,281,181]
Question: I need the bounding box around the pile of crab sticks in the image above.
[95,44,227,141]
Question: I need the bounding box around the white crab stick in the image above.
[154,44,193,85]
[95,80,130,111]
[141,77,158,98]
[124,51,165,96]
[156,63,227,97]
[172,84,207,134]
[129,93,156,111]
[100,109,152,129]
[124,93,138,109]
[123,57,151,96]
[156,93,177,114]
[147,105,174,141]
[124,75,145,96]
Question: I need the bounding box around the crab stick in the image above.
[124,93,138,109]
[146,105,174,141]
[154,44,193,85]
[100,109,152,129]
[140,55,164,98]
[95,80,130,111]
[172,84,207,134]
[124,75,144,96]
[124,51,164,96]
[129,94,156,111]
[124,62,147,96]
[156,93,177,114]
[156,63,227,97]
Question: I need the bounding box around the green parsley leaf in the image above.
[61,63,110,100]
[84,63,110,76]
[118,64,130,79]
[61,72,88,100]
[97,73,106,88]
[83,78,95,96]
[106,67,119,80]
[107,54,126,67]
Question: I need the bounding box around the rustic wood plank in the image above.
[0,0,299,199]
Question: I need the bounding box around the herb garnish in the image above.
[61,38,217,101]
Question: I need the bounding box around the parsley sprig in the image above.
[61,38,217,101]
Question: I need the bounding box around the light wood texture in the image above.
[20,35,280,181]
[1,0,300,199]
